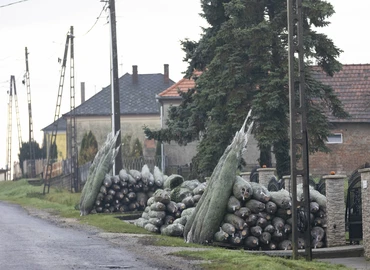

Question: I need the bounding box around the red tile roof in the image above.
[158,71,202,97]
[311,64,370,123]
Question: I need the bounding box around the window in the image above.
[327,133,343,144]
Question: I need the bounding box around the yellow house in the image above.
[42,117,67,160]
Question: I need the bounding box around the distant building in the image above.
[309,64,370,176]
[42,117,67,161]
[155,72,201,168]
[61,64,175,161]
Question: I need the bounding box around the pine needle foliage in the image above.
[78,131,98,165]
[144,0,348,178]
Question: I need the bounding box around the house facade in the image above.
[42,117,67,160]
[62,64,175,162]
[309,64,370,176]
[156,73,200,168]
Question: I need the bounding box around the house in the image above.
[156,72,201,168]
[42,117,67,160]
[157,64,370,177]
[309,64,370,176]
[62,64,175,161]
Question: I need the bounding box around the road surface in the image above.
[0,201,156,270]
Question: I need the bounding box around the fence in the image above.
[122,156,163,171]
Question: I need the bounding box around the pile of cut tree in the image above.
[134,177,206,236]
[133,119,327,250]
[91,165,165,214]
[79,131,164,216]
[134,175,327,250]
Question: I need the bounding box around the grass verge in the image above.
[0,179,351,269]
[174,249,349,270]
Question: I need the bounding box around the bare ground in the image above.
[24,207,208,270]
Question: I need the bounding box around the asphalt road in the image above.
[0,201,156,270]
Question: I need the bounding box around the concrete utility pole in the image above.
[69,26,79,192]
[287,0,312,260]
[109,0,123,175]
[25,47,36,178]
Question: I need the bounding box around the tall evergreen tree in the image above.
[18,141,44,173]
[78,131,98,165]
[144,0,348,178]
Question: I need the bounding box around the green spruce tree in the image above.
[18,141,44,174]
[144,0,348,179]
[78,131,98,165]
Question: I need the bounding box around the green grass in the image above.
[0,180,351,270]
[0,179,148,234]
[174,249,349,270]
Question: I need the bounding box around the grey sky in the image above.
[0,0,368,168]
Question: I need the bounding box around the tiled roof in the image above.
[157,71,202,98]
[42,117,67,132]
[311,64,370,123]
[64,73,175,117]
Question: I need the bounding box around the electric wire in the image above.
[0,0,29,8]
[78,2,108,38]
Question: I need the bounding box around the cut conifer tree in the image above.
[79,131,120,216]
[184,112,253,244]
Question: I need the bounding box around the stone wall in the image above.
[360,168,370,258]
[323,174,346,247]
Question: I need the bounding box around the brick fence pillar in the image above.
[359,168,370,258]
[322,174,346,247]
[257,168,276,188]
[282,175,303,193]
[240,172,251,182]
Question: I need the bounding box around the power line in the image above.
[79,2,108,37]
[0,0,29,8]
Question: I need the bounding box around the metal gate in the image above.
[345,163,369,244]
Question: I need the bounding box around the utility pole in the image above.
[287,0,312,260]
[69,26,79,192]
[44,33,70,194]
[6,77,14,181]
[25,47,36,178]
[109,0,122,175]
[6,76,22,181]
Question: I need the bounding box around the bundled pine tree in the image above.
[79,131,120,216]
[92,165,165,214]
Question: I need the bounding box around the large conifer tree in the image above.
[145,0,348,178]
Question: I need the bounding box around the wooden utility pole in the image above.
[287,0,312,260]
[109,0,122,175]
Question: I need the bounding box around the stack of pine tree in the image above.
[92,165,164,214]
[215,179,327,250]
[134,176,327,250]
[134,178,207,236]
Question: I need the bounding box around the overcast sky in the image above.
[0,0,369,170]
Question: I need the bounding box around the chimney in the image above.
[132,65,138,84]
[80,82,85,104]
[164,64,169,83]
